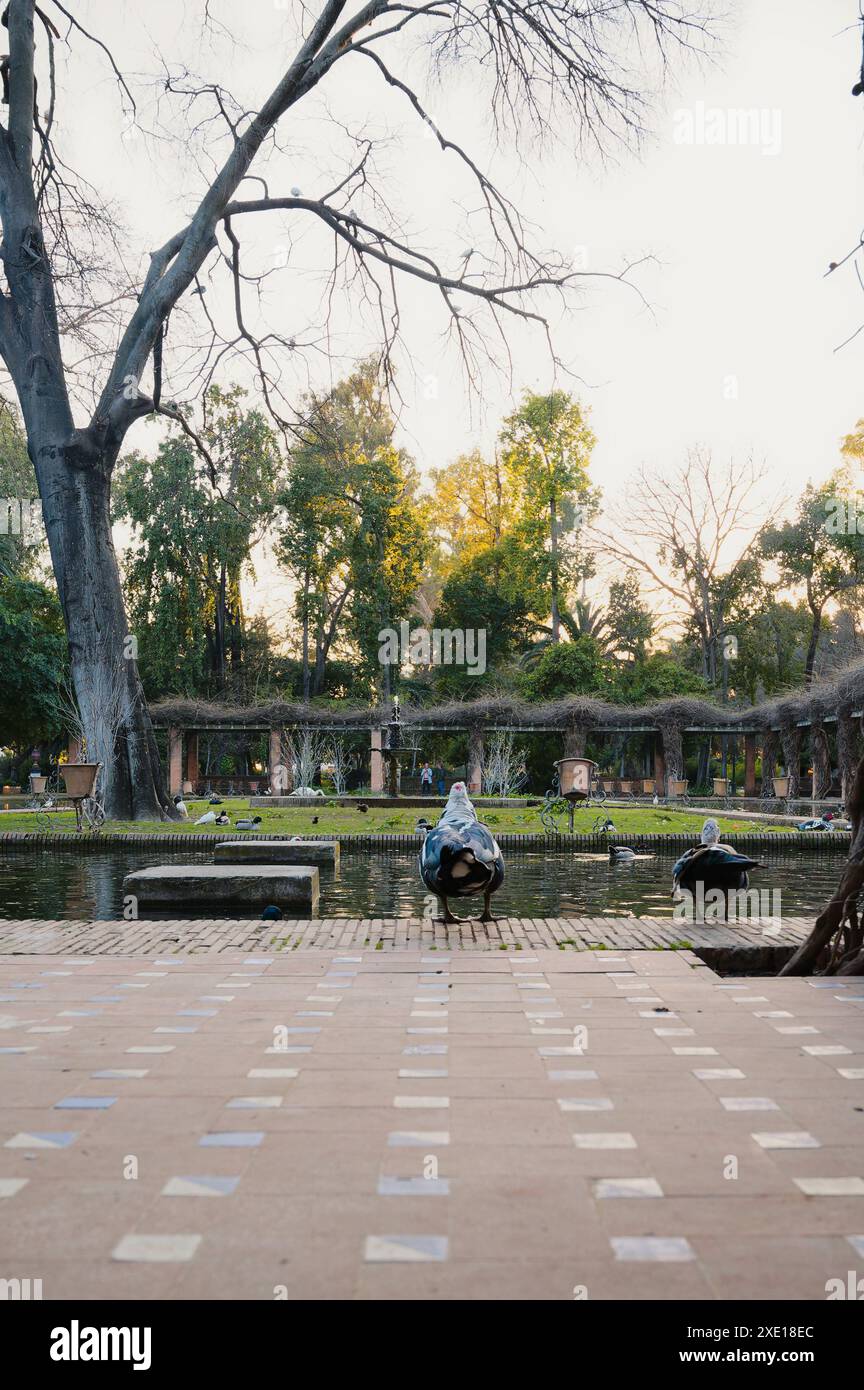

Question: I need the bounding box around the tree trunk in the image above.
[36,447,172,821]
[549,494,560,643]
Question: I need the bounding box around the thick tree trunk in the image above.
[36,445,172,821]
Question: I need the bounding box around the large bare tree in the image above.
[0,0,713,817]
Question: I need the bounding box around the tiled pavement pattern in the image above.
[1,947,863,1300]
[0,914,811,956]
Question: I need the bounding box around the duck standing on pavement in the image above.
[419,782,504,923]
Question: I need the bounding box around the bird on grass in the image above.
[596,817,617,834]
[419,781,504,924]
[195,809,230,826]
[796,813,835,832]
[173,794,188,820]
[235,815,263,831]
[312,815,319,825]
[208,794,223,805]
[672,818,760,916]
[357,802,369,813]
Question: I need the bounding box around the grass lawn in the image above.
[0,798,798,837]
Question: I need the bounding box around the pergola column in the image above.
[837,712,860,807]
[780,723,802,799]
[467,727,483,795]
[370,728,384,793]
[167,725,183,796]
[185,732,199,789]
[653,735,666,795]
[563,724,586,757]
[743,734,757,797]
[269,727,287,794]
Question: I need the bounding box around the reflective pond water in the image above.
[0,845,847,921]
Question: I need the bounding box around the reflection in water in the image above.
[0,846,844,922]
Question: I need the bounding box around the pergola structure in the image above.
[148,662,864,802]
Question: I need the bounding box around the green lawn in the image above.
[0,798,797,837]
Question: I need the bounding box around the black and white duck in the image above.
[672,818,760,904]
[235,815,263,830]
[419,781,504,923]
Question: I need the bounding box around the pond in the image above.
[0,844,846,921]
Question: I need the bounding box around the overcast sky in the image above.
[56,0,864,621]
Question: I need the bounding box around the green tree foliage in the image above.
[113,388,280,700]
[519,636,614,701]
[0,402,39,579]
[760,472,864,683]
[500,391,599,643]
[275,362,427,698]
[605,574,654,663]
[0,576,67,749]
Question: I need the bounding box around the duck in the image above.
[215,811,230,826]
[208,794,223,805]
[419,781,504,923]
[596,817,617,834]
[357,802,369,814]
[672,818,760,911]
[415,817,431,833]
[172,794,188,820]
[195,809,218,825]
[796,814,834,832]
[261,905,282,921]
[235,815,262,831]
[609,845,637,864]
[311,816,319,825]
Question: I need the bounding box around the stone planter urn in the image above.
[772,776,790,798]
[641,779,655,795]
[554,757,596,800]
[669,779,689,796]
[60,763,100,798]
[29,774,48,794]
[713,778,728,796]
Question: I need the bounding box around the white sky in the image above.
[52,1,864,628]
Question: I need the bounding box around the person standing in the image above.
[420,761,433,792]
[436,764,446,796]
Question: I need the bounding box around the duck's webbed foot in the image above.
[438,896,457,925]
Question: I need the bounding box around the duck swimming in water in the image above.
[672,818,760,916]
[609,845,637,864]
[419,782,504,923]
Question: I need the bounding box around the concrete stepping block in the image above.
[214,840,338,867]
[123,864,320,909]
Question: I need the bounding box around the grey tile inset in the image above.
[162,1176,240,1197]
[364,1235,448,1263]
[573,1133,637,1149]
[378,1177,450,1196]
[199,1132,264,1148]
[594,1177,663,1198]
[5,1131,78,1149]
[720,1097,779,1111]
[113,1234,201,1262]
[54,1096,116,1110]
[612,1237,694,1262]
[388,1131,450,1147]
[794,1178,864,1196]
[751,1132,820,1150]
